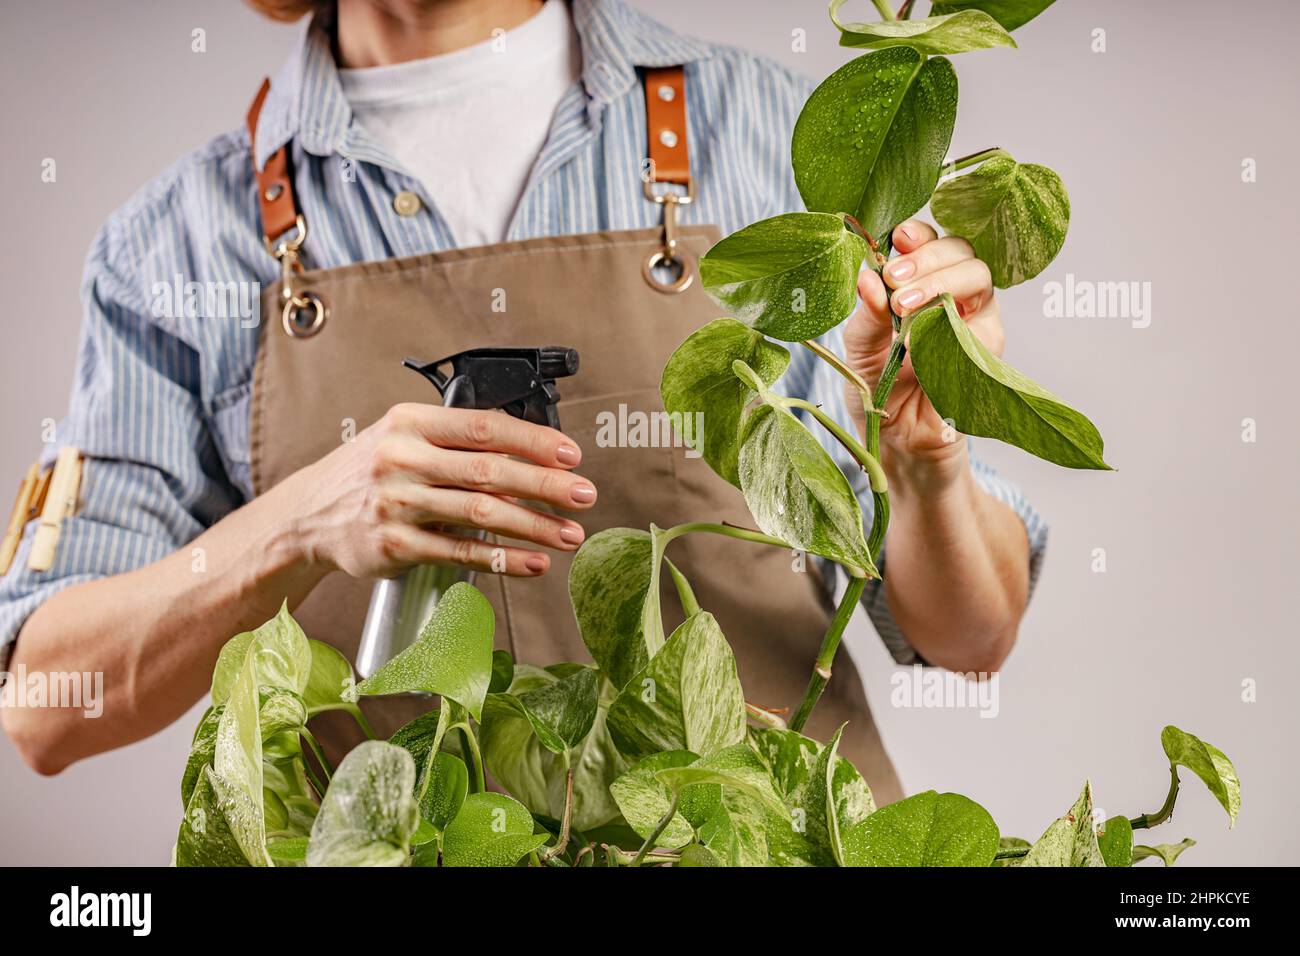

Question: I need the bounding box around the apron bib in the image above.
[243,70,902,803]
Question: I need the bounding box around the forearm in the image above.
[878,450,1030,673]
[1,475,326,774]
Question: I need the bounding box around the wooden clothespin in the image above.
[0,461,49,576]
[28,447,82,573]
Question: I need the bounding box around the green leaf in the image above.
[737,402,877,576]
[931,152,1069,288]
[609,750,721,849]
[793,48,957,242]
[806,723,872,866]
[930,0,1057,32]
[1098,814,1134,867]
[677,844,720,867]
[655,744,787,816]
[569,528,659,690]
[831,2,1015,55]
[841,790,999,866]
[210,635,253,707]
[606,612,747,762]
[483,665,600,755]
[480,669,629,832]
[422,752,469,832]
[175,766,261,867]
[356,582,494,721]
[411,818,439,846]
[1133,838,1196,867]
[993,835,1031,867]
[181,706,223,808]
[748,726,873,867]
[302,639,357,716]
[258,688,307,740]
[263,754,317,839]
[697,791,770,867]
[442,792,550,867]
[1161,726,1241,827]
[210,642,272,866]
[389,708,451,777]
[266,837,309,864]
[909,294,1111,469]
[1021,781,1106,867]
[306,741,420,867]
[699,212,867,341]
[660,318,790,485]
[211,601,312,705]
[488,649,514,694]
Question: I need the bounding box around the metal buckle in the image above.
[263,216,326,336]
[642,178,695,295]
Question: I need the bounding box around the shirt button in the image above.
[393,191,422,216]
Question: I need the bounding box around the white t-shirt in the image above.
[338,0,581,247]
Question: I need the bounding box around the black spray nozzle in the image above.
[403,347,579,430]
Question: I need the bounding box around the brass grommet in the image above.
[642,250,694,295]
[282,291,327,338]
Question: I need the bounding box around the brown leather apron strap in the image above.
[642,66,696,294]
[247,78,303,248]
[644,66,690,186]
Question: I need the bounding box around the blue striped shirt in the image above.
[0,0,1046,668]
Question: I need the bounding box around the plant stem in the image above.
[302,757,330,800]
[789,575,868,733]
[631,794,681,866]
[802,339,879,414]
[662,521,790,551]
[897,0,915,20]
[1130,765,1180,830]
[940,147,1008,178]
[870,0,896,20]
[458,725,487,794]
[299,727,333,784]
[787,308,907,730]
[993,845,1030,861]
[745,700,788,730]
[540,765,575,863]
[863,330,907,556]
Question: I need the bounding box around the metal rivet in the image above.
[657,84,675,102]
[658,129,678,149]
[393,191,423,216]
[263,183,283,202]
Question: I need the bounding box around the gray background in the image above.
[1,0,1296,865]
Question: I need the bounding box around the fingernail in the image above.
[571,483,596,504]
[896,288,926,310]
[898,221,919,242]
[556,444,580,466]
[886,259,915,282]
[559,525,584,546]
[525,555,548,574]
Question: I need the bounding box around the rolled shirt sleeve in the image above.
[0,222,242,670]
[784,321,1049,666]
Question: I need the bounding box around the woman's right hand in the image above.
[284,402,596,580]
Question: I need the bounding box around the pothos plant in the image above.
[174,0,1242,868]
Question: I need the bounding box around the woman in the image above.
[0,0,1042,800]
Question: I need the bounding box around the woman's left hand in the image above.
[843,218,1003,478]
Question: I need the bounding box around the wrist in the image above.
[237,471,333,595]
[882,440,971,501]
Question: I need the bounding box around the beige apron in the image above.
[244,70,902,804]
